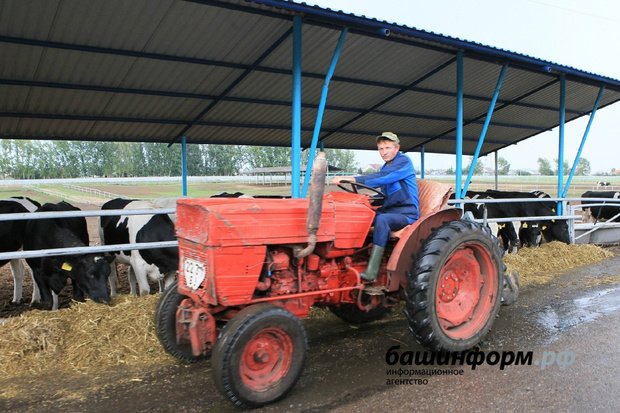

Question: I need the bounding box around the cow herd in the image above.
[453,189,572,254]
[1,197,177,311]
[0,188,618,312]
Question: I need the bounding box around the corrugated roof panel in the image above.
[5,118,96,139]
[0,85,30,112]
[337,36,449,85]
[520,81,610,114]
[28,48,136,86]
[0,0,619,156]
[22,88,112,115]
[0,117,24,136]
[379,91,456,118]
[323,81,399,110]
[117,60,246,96]
[149,2,292,62]
[100,94,206,120]
[47,1,172,50]
[0,43,43,80]
[0,0,58,39]
[188,124,305,147]
[261,24,342,72]
[203,100,355,131]
[493,66,557,102]
[228,69,401,112]
[346,113,452,138]
[491,103,556,129]
[88,121,178,140]
[204,101,292,126]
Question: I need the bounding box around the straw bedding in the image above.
[0,295,173,378]
[503,241,613,286]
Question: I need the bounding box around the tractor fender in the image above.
[386,208,462,291]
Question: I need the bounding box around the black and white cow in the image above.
[0,196,41,304]
[482,190,569,247]
[581,191,620,223]
[99,198,177,296]
[452,190,569,252]
[23,201,113,310]
[451,191,521,253]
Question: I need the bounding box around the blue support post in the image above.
[462,64,507,194]
[420,145,425,179]
[455,52,464,200]
[562,85,605,197]
[181,135,188,196]
[557,75,566,214]
[302,28,347,198]
[291,16,302,198]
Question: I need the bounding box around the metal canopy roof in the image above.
[1,0,620,157]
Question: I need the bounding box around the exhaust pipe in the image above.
[295,152,328,258]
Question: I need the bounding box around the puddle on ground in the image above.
[537,287,620,339]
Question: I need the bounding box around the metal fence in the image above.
[1,195,619,263]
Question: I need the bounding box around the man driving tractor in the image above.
[331,131,419,281]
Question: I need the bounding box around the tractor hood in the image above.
[176,193,374,250]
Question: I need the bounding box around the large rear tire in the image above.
[405,220,503,352]
[211,303,307,408]
[155,280,203,363]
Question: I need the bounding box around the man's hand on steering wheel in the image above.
[336,180,386,201]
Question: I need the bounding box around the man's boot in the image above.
[361,245,385,282]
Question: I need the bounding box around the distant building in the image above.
[363,164,381,173]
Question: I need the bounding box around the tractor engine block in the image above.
[264,247,349,297]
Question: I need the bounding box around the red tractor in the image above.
[155,153,517,408]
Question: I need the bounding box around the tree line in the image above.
[442,156,591,176]
[0,140,358,179]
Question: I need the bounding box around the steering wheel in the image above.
[337,180,386,202]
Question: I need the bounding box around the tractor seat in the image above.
[389,179,453,239]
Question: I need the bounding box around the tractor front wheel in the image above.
[155,280,204,363]
[405,220,503,352]
[211,303,307,408]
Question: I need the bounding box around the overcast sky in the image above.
[306,0,620,174]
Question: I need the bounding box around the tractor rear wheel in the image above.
[211,303,307,408]
[405,220,503,352]
[155,280,203,363]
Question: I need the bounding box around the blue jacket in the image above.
[355,152,419,222]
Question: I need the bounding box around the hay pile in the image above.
[0,295,173,377]
[503,242,613,287]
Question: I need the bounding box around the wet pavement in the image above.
[2,248,620,412]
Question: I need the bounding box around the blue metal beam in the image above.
[557,75,566,214]
[462,64,508,194]
[291,16,302,198]
[181,135,188,196]
[562,85,605,198]
[455,52,464,200]
[302,28,347,198]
